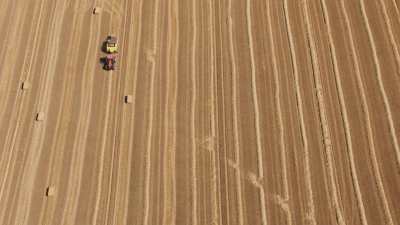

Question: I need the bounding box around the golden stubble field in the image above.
[0,0,399,224]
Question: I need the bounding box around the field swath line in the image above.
[123,0,144,223]
[0,2,26,125]
[13,1,69,224]
[266,1,293,224]
[110,0,139,224]
[0,1,43,223]
[245,1,268,225]
[39,0,88,223]
[191,1,198,225]
[60,0,104,223]
[0,1,17,85]
[208,1,222,224]
[324,1,398,225]
[142,0,160,224]
[162,1,178,224]
[228,0,244,224]
[302,1,343,224]
[359,0,399,224]
[90,0,126,222]
[282,1,317,224]
[378,0,400,76]
[214,1,233,223]
[332,1,382,225]
[104,0,132,224]
[389,0,400,18]
[359,0,400,179]
[0,0,37,192]
[319,1,392,225]
[0,0,12,37]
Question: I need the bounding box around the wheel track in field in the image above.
[245,1,267,225]
[162,0,178,223]
[142,0,160,224]
[208,1,222,224]
[214,2,233,224]
[265,1,293,224]
[190,0,198,225]
[191,0,198,224]
[227,0,244,224]
[108,0,135,224]
[103,0,130,224]
[303,0,346,225]
[282,1,317,224]
[122,0,144,223]
[90,0,124,222]
[60,0,104,223]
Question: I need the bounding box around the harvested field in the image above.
[0,0,400,224]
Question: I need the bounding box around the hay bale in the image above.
[46,186,55,196]
[93,7,102,14]
[36,112,44,121]
[21,81,31,90]
[125,95,133,104]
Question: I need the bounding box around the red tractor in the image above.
[104,54,116,71]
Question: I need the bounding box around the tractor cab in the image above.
[105,36,118,53]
